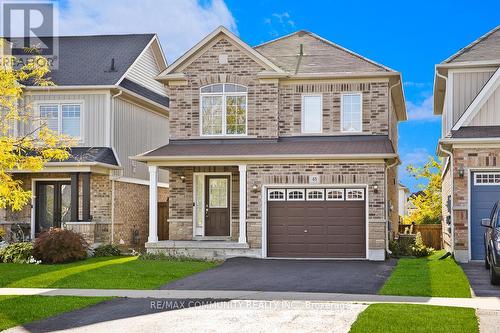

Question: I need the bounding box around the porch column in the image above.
[148,165,158,243]
[238,165,247,244]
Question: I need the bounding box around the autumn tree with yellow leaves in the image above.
[0,39,72,212]
[403,156,442,224]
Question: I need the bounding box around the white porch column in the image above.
[148,165,159,243]
[238,164,247,244]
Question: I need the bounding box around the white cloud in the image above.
[406,95,440,121]
[57,0,237,63]
[402,148,430,167]
[264,12,295,37]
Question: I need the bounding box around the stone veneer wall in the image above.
[449,147,500,260]
[166,162,389,252]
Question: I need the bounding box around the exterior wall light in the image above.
[251,183,259,193]
[458,167,464,178]
[180,175,186,183]
[373,184,379,193]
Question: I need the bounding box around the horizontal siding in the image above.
[126,46,166,96]
[452,70,495,124]
[113,97,169,182]
[23,93,109,147]
[470,85,500,126]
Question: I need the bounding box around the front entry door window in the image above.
[35,181,72,234]
[204,175,230,236]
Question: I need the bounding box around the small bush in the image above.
[390,232,434,258]
[0,242,34,263]
[33,228,88,264]
[93,244,121,257]
[411,232,435,257]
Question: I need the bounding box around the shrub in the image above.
[411,232,435,257]
[0,242,34,263]
[0,228,5,241]
[390,232,434,258]
[33,228,88,264]
[93,244,121,257]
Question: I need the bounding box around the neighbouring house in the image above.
[0,34,170,247]
[134,26,407,260]
[398,183,410,222]
[435,25,500,262]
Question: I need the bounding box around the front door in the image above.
[204,175,230,236]
[35,181,72,234]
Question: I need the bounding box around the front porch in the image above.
[146,164,253,258]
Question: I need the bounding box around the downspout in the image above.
[110,90,122,244]
[385,158,400,255]
[439,144,454,255]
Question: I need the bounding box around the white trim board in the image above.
[452,68,500,130]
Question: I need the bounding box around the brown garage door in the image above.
[267,188,366,258]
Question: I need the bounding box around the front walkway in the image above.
[2,288,500,310]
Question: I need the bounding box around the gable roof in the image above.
[254,30,395,74]
[8,34,157,86]
[444,25,500,63]
[157,26,285,78]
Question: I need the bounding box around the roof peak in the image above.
[443,25,500,63]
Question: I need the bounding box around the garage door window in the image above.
[326,189,344,201]
[268,189,285,201]
[287,189,305,201]
[306,189,324,201]
[346,189,364,200]
[475,173,500,185]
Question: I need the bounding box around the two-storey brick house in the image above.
[436,25,500,262]
[136,27,406,260]
[0,34,170,247]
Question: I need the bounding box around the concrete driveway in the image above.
[162,257,396,294]
[5,298,367,333]
[461,262,500,297]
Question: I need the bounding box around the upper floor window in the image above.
[200,83,247,136]
[341,93,362,132]
[302,95,322,133]
[39,103,82,137]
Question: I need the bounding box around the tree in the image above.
[0,38,72,211]
[403,156,442,224]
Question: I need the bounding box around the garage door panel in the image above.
[267,188,366,258]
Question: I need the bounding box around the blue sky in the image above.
[55,0,499,191]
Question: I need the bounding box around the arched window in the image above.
[200,83,247,136]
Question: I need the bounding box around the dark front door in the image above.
[35,181,72,234]
[205,175,230,236]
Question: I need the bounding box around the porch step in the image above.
[145,240,260,260]
[146,240,250,249]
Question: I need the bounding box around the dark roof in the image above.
[444,26,500,63]
[142,135,395,158]
[451,126,500,139]
[65,147,119,166]
[119,78,169,107]
[8,34,154,86]
[254,31,392,74]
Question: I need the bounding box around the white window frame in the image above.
[326,189,344,201]
[340,92,363,133]
[301,94,323,134]
[474,172,500,185]
[306,189,324,201]
[268,189,286,201]
[346,188,365,201]
[287,189,305,201]
[37,101,84,140]
[199,83,248,136]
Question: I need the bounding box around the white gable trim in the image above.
[452,68,500,130]
[116,35,166,87]
[157,26,285,78]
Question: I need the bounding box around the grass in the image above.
[349,304,478,333]
[0,256,217,289]
[379,250,471,298]
[0,296,110,331]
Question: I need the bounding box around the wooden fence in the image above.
[398,224,442,250]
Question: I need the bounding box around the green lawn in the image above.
[0,256,216,289]
[0,296,109,331]
[379,250,471,297]
[349,303,478,333]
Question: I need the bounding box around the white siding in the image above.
[23,93,109,147]
[126,46,166,96]
[452,69,495,124]
[469,85,500,125]
[113,97,169,181]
